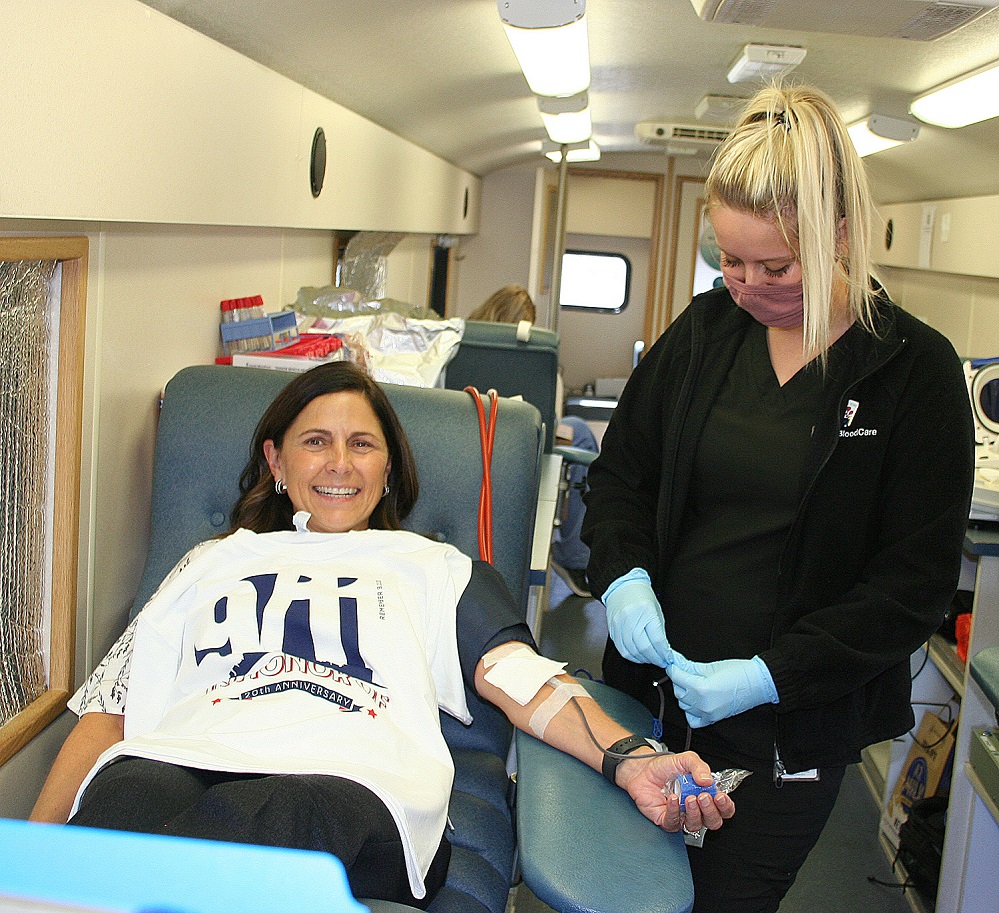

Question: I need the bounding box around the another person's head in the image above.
[705,83,877,360]
[469,285,536,324]
[230,362,419,534]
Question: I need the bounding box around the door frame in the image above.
[539,167,666,351]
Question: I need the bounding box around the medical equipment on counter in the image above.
[965,358,999,448]
[965,358,999,522]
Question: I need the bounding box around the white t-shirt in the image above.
[70,526,473,899]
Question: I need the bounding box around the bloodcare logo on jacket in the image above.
[840,399,878,438]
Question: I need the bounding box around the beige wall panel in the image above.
[385,235,434,307]
[300,90,480,235]
[882,267,999,359]
[567,175,656,239]
[881,267,971,354]
[2,0,479,234]
[880,266,983,358]
[454,165,537,319]
[931,195,999,279]
[876,196,999,281]
[967,277,999,359]
[873,203,925,271]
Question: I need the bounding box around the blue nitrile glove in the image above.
[667,649,778,728]
[602,569,672,667]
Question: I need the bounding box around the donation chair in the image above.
[444,320,560,452]
[127,364,694,913]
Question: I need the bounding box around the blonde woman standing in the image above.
[583,84,974,912]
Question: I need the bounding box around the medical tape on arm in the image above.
[528,677,593,740]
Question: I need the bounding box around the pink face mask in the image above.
[724,275,804,328]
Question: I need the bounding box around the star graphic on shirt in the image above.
[367,708,377,718]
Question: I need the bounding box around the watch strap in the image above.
[601,734,659,784]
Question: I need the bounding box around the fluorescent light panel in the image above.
[502,15,590,97]
[848,121,903,157]
[544,140,601,162]
[540,107,592,144]
[911,59,999,128]
[848,114,919,157]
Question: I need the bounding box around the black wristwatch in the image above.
[602,734,662,784]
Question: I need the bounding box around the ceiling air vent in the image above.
[688,0,997,40]
[636,122,732,147]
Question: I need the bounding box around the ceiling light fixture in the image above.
[543,139,601,162]
[726,44,806,84]
[499,0,590,97]
[538,93,592,144]
[910,59,999,128]
[848,114,920,157]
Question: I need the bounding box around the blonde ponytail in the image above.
[706,83,879,366]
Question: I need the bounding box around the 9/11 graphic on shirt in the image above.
[195,570,390,713]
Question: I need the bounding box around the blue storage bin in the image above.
[220,310,300,355]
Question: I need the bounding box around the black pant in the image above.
[69,757,450,909]
[658,721,845,913]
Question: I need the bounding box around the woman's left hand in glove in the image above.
[667,650,778,728]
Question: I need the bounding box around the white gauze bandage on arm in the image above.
[481,642,594,740]
[482,642,566,704]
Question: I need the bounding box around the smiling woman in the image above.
[230,363,420,536]
[263,392,392,534]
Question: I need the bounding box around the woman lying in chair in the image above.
[30,362,734,908]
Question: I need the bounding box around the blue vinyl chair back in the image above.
[128,364,544,913]
[444,321,559,452]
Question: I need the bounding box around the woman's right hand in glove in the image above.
[602,572,672,668]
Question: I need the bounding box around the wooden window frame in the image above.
[0,237,88,768]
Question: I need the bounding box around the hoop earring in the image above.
[275,479,287,495]
[382,483,391,498]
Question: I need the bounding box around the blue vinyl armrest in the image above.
[516,680,694,913]
[553,444,599,468]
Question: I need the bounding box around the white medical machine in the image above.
[966,358,999,522]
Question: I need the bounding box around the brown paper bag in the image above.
[880,710,956,847]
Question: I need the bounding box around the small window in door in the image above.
[559,250,631,312]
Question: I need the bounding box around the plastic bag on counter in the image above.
[304,312,464,388]
[295,285,440,321]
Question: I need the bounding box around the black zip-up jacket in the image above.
[583,286,975,771]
